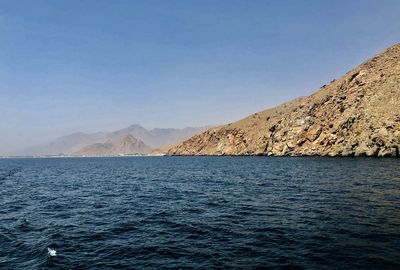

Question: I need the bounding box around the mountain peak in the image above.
[72,134,151,156]
[127,124,145,129]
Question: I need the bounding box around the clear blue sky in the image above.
[0,0,399,153]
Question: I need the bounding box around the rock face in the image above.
[167,44,400,157]
[71,134,151,156]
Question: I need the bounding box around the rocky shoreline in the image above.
[166,44,400,157]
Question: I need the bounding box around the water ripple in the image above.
[0,157,399,269]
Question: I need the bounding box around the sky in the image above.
[0,0,399,153]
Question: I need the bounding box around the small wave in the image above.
[0,167,21,180]
[17,218,30,231]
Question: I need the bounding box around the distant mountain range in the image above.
[71,134,151,156]
[14,124,209,156]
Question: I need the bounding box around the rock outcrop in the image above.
[71,134,151,156]
[167,44,400,157]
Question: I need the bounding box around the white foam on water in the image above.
[47,248,57,257]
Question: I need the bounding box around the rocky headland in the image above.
[167,44,400,157]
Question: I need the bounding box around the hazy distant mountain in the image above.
[111,124,210,148]
[13,124,209,156]
[71,134,151,156]
[18,132,109,156]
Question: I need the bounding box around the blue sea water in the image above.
[0,157,399,269]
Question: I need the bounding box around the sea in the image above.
[0,157,399,269]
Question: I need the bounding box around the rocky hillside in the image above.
[167,44,400,157]
[71,134,151,156]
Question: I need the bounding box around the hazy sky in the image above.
[0,0,399,153]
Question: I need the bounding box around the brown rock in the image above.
[166,43,400,157]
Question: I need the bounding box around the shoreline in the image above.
[0,154,397,159]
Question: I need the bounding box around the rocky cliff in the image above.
[167,44,400,157]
